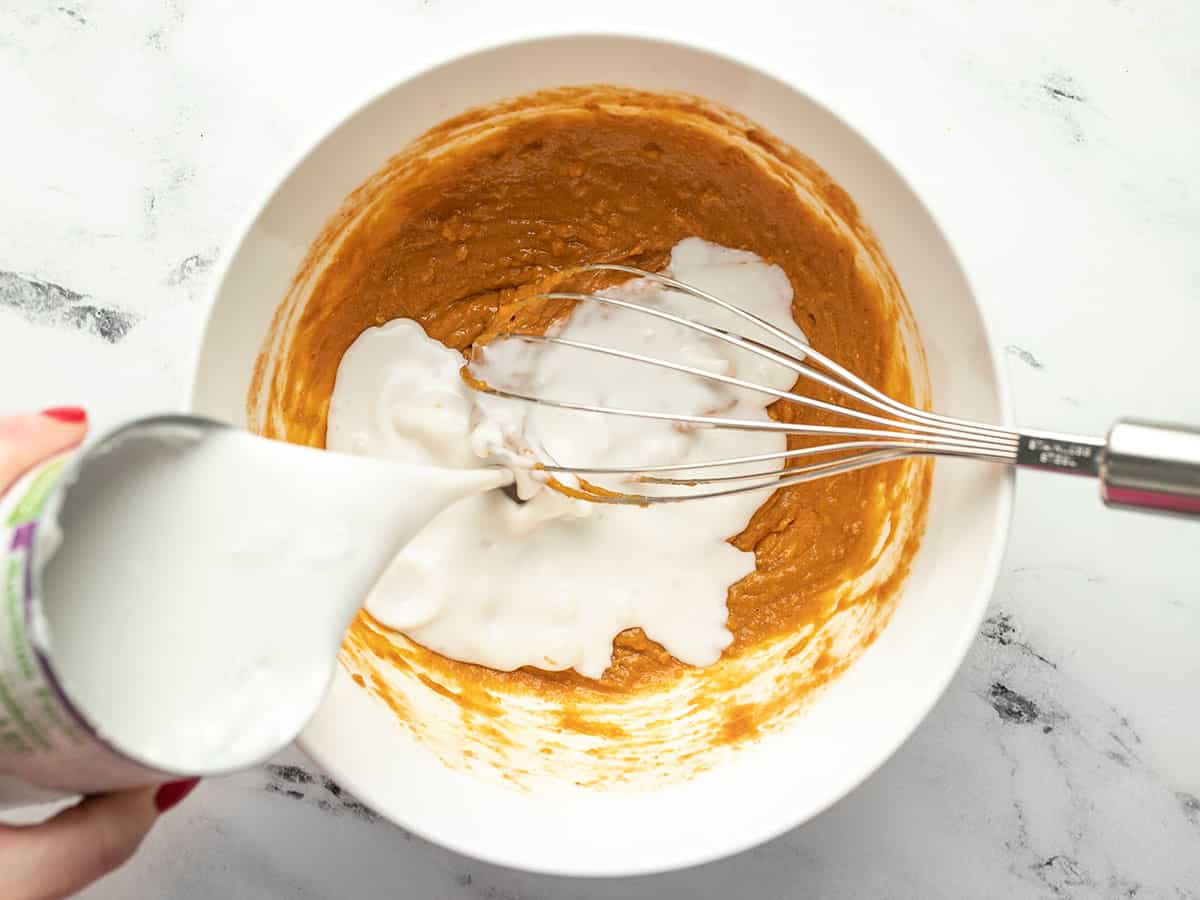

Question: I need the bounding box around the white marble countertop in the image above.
[3,1,1199,896]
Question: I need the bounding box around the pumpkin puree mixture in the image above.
[250,86,931,779]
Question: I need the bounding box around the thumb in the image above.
[0,780,198,900]
[0,409,89,495]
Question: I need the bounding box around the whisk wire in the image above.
[467,265,1021,504]
[533,286,1018,454]
[506,331,1016,452]
[582,264,1017,442]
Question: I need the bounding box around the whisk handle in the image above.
[1099,419,1200,517]
[1015,421,1200,517]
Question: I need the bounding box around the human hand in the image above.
[0,408,200,900]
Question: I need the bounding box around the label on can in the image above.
[0,454,167,804]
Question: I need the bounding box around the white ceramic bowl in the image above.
[191,32,1012,877]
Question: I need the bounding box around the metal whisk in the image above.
[467,265,1200,517]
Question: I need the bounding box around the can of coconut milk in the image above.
[0,452,173,806]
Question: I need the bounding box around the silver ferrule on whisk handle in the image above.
[1099,419,1200,517]
[1014,431,1105,477]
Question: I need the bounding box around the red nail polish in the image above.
[154,778,200,813]
[41,406,87,424]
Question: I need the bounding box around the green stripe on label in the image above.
[4,555,34,680]
[36,686,84,746]
[0,543,50,752]
[0,677,50,751]
[7,456,67,526]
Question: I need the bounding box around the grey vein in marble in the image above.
[987,682,1044,725]
[970,602,1200,895]
[146,0,187,51]
[1038,72,1089,145]
[55,5,87,26]
[142,164,197,242]
[1005,345,1046,370]
[1180,791,1200,827]
[263,763,382,824]
[0,270,137,342]
[166,250,216,286]
[982,612,1057,668]
[1042,74,1086,105]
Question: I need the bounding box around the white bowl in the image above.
[191,32,1012,877]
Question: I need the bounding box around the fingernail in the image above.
[154,778,200,813]
[41,406,87,424]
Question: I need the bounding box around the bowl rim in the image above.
[188,26,1015,877]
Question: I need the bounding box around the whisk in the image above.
[467,265,1200,517]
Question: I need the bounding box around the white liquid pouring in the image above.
[35,422,507,774]
[330,238,805,678]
